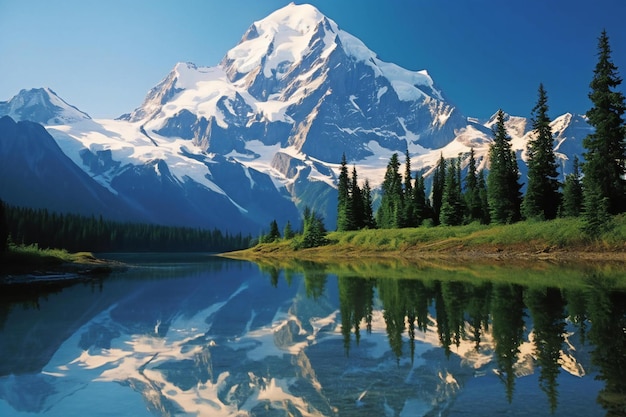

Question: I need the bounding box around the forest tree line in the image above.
[337,30,625,235]
[0,202,252,253]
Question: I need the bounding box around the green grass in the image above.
[223,215,626,288]
[233,215,626,258]
[324,215,626,252]
[1,243,97,269]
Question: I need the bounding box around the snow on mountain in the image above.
[0,3,592,231]
[124,2,462,164]
[0,116,140,220]
[415,111,588,186]
[0,87,90,125]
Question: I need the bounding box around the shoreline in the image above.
[0,254,127,288]
[220,242,626,265]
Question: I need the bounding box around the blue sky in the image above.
[1,0,625,120]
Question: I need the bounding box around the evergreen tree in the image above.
[431,154,446,225]
[361,179,377,229]
[376,153,404,228]
[561,156,584,217]
[582,30,626,216]
[350,165,365,229]
[441,157,464,226]
[413,173,428,226]
[522,84,561,220]
[268,219,280,242]
[583,186,612,236]
[0,199,8,252]
[478,169,490,224]
[464,148,483,223]
[4,203,252,252]
[487,110,522,224]
[403,149,417,227]
[297,207,328,249]
[336,153,352,231]
[283,220,295,239]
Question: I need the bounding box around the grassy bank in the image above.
[226,215,626,262]
[1,243,117,280]
[222,216,626,289]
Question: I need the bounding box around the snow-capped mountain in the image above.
[124,3,462,162]
[0,3,591,233]
[0,87,90,125]
[0,116,140,220]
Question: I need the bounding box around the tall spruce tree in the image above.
[441,157,464,226]
[478,169,490,224]
[561,156,584,217]
[267,219,281,241]
[582,30,626,216]
[431,154,446,225]
[464,148,483,223]
[350,165,365,229]
[337,153,352,231]
[403,149,417,227]
[487,110,522,224]
[413,173,428,226]
[522,84,561,220]
[362,179,377,229]
[377,153,403,228]
[283,220,295,239]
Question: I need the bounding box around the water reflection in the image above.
[296,266,625,416]
[0,256,624,416]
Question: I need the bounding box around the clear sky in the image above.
[1,0,625,120]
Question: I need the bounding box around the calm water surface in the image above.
[0,254,624,416]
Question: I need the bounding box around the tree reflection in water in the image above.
[293,269,625,416]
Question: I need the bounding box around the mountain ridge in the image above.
[0,3,590,233]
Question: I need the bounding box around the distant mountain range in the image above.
[0,3,591,233]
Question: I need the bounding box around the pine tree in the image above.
[487,110,522,224]
[295,207,328,249]
[362,179,377,229]
[403,149,417,227]
[464,148,482,223]
[413,173,428,226]
[478,169,490,224]
[431,154,446,225]
[337,153,352,231]
[441,157,464,226]
[377,153,404,228]
[283,220,295,239]
[582,30,626,216]
[522,84,561,220]
[268,219,281,241]
[561,156,584,217]
[350,165,365,229]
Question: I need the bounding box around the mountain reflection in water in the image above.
[0,255,624,416]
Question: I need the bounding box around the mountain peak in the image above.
[0,87,91,125]
[258,2,328,34]
[223,3,337,81]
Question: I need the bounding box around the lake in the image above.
[0,254,624,416]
